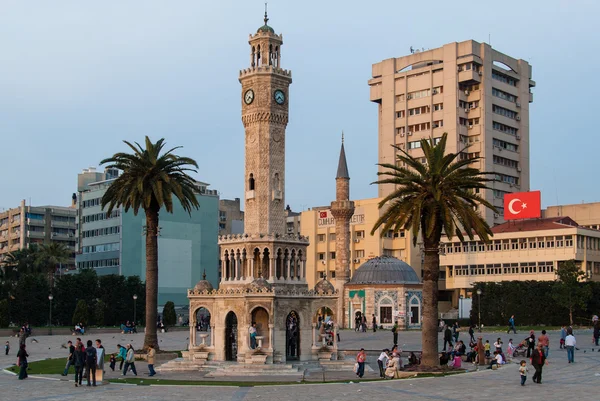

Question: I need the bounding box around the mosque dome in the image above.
[348,256,420,285]
[314,277,335,293]
[257,24,275,33]
[193,272,214,292]
[246,277,272,291]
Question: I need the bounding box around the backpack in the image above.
[85,347,97,364]
[392,326,397,334]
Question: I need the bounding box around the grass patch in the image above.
[6,355,113,375]
[477,326,566,333]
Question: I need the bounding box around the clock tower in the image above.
[239,10,292,236]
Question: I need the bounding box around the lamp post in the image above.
[48,294,54,335]
[133,294,138,324]
[476,289,482,333]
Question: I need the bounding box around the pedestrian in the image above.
[249,322,257,349]
[392,321,398,346]
[565,328,576,363]
[494,338,503,354]
[508,315,517,334]
[16,344,28,380]
[526,330,535,358]
[62,340,75,376]
[468,325,475,343]
[73,341,85,387]
[355,348,366,378]
[531,343,546,384]
[85,340,97,386]
[117,344,127,371]
[377,348,389,378]
[452,322,460,343]
[560,326,566,349]
[538,330,549,358]
[443,325,453,350]
[18,329,26,347]
[123,344,137,376]
[507,339,516,361]
[109,354,117,371]
[519,360,528,386]
[147,344,156,377]
[488,350,503,369]
[95,339,105,373]
[593,321,599,347]
[484,340,491,357]
[354,314,361,332]
[361,315,367,333]
[5,341,9,356]
[385,351,401,379]
[372,314,377,333]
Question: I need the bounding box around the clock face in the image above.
[244,89,254,105]
[274,89,285,105]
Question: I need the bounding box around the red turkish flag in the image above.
[503,191,541,220]
[319,211,328,218]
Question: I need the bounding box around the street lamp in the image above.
[133,294,138,324]
[48,294,54,335]
[476,289,482,333]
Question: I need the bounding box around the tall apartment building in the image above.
[369,40,535,225]
[218,198,244,235]
[75,168,220,305]
[0,199,77,269]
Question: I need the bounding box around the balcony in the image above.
[51,220,74,228]
[27,230,45,238]
[27,218,45,226]
[51,232,75,240]
[458,69,481,85]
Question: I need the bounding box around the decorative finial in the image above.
[264,2,269,25]
[202,269,206,280]
[341,131,344,144]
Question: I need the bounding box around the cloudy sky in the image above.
[0,0,598,211]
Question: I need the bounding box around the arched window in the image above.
[273,173,280,191]
[249,173,255,190]
[251,46,256,67]
[269,44,273,66]
[256,45,261,66]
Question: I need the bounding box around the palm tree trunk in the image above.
[144,207,159,351]
[421,247,440,367]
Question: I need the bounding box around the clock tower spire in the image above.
[239,12,292,235]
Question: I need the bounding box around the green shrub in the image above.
[162,301,176,327]
[72,300,89,326]
[0,299,9,327]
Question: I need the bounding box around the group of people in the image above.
[60,337,103,386]
[73,323,86,335]
[120,321,137,334]
[357,346,420,380]
[353,313,378,333]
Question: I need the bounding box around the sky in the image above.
[0,0,598,212]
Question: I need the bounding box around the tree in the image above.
[95,300,106,326]
[371,133,496,367]
[100,136,200,350]
[11,274,50,326]
[552,260,592,326]
[0,299,9,328]
[37,242,71,288]
[162,301,176,327]
[72,300,89,326]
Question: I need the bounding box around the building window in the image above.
[318,253,325,260]
[433,103,443,111]
[495,173,519,185]
[329,233,336,241]
[396,111,405,118]
[492,70,518,86]
[493,155,519,169]
[565,235,573,247]
[493,105,518,120]
[355,249,365,258]
[493,138,518,152]
[493,121,518,136]
[317,234,325,242]
[356,230,365,239]
[380,306,393,324]
[329,252,336,260]
[492,87,518,103]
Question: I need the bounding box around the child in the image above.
[519,360,528,385]
[109,354,117,371]
[507,339,516,361]
[560,326,567,349]
[485,340,491,357]
[4,341,9,355]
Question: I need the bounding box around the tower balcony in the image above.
[239,65,292,79]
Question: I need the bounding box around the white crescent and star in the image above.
[508,198,528,215]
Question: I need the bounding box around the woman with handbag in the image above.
[355,348,366,378]
[16,344,28,380]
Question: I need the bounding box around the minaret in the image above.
[330,135,354,328]
[239,9,291,236]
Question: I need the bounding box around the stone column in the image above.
[210,324,215,347]
[312,323,317,348]
[269,257,275,281]
[333,325,338,350]
[268,323,274,351]
[189,325,194,349]
[286,257,291,281]
[250,258,255,280]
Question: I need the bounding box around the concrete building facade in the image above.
[440,216,600,306]
[0,199,77,269]
[369,40,535,225]
[75,169,219,305]
[218,198,244,236]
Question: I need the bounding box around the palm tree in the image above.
[371,133,496,367]
[100,136,200,350]
[37,242,71,288]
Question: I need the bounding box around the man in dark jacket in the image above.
[73,343,85,387]
[531,343,546,384]
[85,340,97,386]
[443,326,453,351]
[62,341,75,376]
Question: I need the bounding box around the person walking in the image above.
[361,315,367,333]
[593,321,599,347]
[5,341,9,356]
[392,322,398,346]
[147,344,156,377]
[565,328,576,363]
[16,344,28,380]
[377,349,389,378]
[249,322,257,349]
[123,344,137,376]
[531,343,546,384]
[443,325,453,351]
[73,342,85,387]
[452,322,460,343]
[356,348,366,378]
[519,360,528,386]
[117,344,127,371]
[468,325,475,343]
[354,314,361,332]
[560,326,567,349]
[62,340,75,376]
[95,339,105,373]
[85,340,97,386]
[538,330,549,358]
[507,315,517,334]
[372,314,377,333]
[526,330,536,358]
